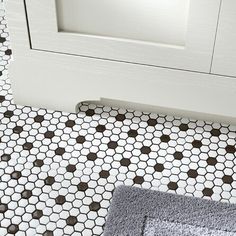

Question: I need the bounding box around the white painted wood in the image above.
[56,0,189,46]
[25,0,221,72]
[6,0,236,124]
[211,0,236,77]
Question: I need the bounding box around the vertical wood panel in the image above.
[212,0,236,77]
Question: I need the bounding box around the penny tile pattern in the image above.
[1,12,236,236]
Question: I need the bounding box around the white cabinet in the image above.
[6,0,236,124]
[212,0,236,77]
[26,0,221,72]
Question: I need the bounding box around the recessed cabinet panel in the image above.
[26,0,221,72]
[211,0,236,77]
[56,0,190,46]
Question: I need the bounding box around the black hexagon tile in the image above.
[1,13,236,236]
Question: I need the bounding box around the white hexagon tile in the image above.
[1,11,236,236]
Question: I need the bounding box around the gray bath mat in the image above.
[104,186,236,236]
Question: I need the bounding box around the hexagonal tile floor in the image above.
[1,11,236,236]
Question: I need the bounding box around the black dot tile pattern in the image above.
[0,203,8,213]
[65,119,75,128]
[85,109,95,117]
[115,114,126,122]
[55,195,66,205]
[87,152,97,161]
[1,153,10,161]
[4,110,13,118]
[187,169,198,178]
[55,147,65,155]
[133,176,144,185]
[96,124,106,133]
[107,141,118,149]
[127,129,138,138]
[179,123,189,131]
[99,170,110,179]
[222,175,233,185]
[7,224,19,234]
[160,134,170,143]
[22,142,33,151]
[66,164,76,173]
[76,135,86,144]
[34,115,44,123]
[4,49,11,56]
[89,202,101,212]
[33,159,44,167]
[44,131,54,139]
[1,13,236,236]
[154,163,164,172]
[192,140,202,148]
[207,157,217,166]
[66,216,78,226]
[203,188,214,197]
[210,128,221,137]
[44,176,55,185]
[77,182,89,192]
[0,95,5,103]
[21,190,32,199]
[168,182,178,191]
[225,145,236,154]
[147,118,157,127]
[13,126,23,134]
[120,158,131,167]
[0,36,6,43]
[43,231,53,236]
[140,146,151,154]
[11,171,21,180]
[32,210,43,220]
[173,151,183,160]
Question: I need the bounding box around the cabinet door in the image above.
[211,0,236,77]
[25,0,220,72]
